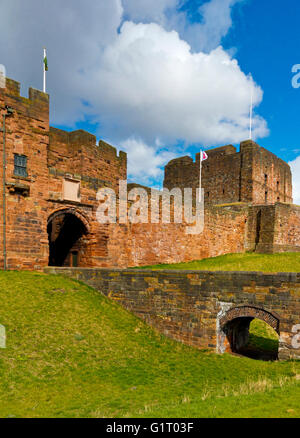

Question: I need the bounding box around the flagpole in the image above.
[199,152,202,203]
[43,47,46,93]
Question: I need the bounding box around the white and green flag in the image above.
[43,48,47,93]
[43,51,48,72]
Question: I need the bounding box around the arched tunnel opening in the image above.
[223,317,279,361]
[47,212,88,267]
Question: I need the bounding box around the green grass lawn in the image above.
[0,271,299,418]
[137,252,300,272]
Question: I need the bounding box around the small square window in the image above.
[14,154,28,177]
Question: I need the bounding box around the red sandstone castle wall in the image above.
[273,203,300,252]
[105,204,249,268]
[0,76,298,271]
[164,141,293,206]
[246,143,293,204]
[0,78,128,270]
[0,79,50,269]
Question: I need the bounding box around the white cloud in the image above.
[120,137,180,185]
[175,0,244,52]
[92,21,268,146]
[122,0,245,52]
[0,0,267,186]
[289,156,300,205]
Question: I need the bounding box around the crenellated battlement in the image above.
[49,127,127,163]
[0,73,299,274]
[0,77,49,122]
[164,140,293,206]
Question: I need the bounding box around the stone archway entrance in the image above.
[218,306,280,361]
[47,209,90,267]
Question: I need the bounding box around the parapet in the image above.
[0,77,49,122]
[69,130,96,146]
[99,140,127,161]
[165,156,194,167]
[240,139,260,152]
[206,145,237,157]
[49,127,127,162]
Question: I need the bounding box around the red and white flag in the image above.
[201,151,208,162]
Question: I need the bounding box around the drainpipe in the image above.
[1,106,14,270]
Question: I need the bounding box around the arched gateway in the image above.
[47,208,90,267]
[218,305,280,359]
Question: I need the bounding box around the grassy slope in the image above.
[137,252,300,272]
[0,271,299,418]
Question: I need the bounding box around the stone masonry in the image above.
[45,267,300,361]
[0,77,300,270]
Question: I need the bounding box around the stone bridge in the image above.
[45,268,300,360]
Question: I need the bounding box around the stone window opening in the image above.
[264,174,268,184]
[265,191,268,203]
[14,154,28,178]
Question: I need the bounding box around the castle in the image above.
[1,77,300,271]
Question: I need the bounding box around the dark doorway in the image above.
[223,317,279,361]
[47,212,87,267]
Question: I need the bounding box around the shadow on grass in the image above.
[240,334,279,361]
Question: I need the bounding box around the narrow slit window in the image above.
[14,154,28,177]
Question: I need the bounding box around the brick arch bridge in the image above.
[45,268,300,361]
[218,305,280,356]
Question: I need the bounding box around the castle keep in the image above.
[1,78,300,270]
[164,144,293,205]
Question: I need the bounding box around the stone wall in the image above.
[246,203,300,253]
[0,78,127,269]
[45,267,300,361]
[273,203,300,252]
[0,76,299,271]
[0,79,50,269]
[104,203,248,267]
[164,141,293,205]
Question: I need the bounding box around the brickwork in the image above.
[0,78,127,269]
[105,204,248,267]
[164,141,293,205]
[45,267,300,361]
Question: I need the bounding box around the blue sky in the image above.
[222,0,300,161]
[1,0,300,198]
